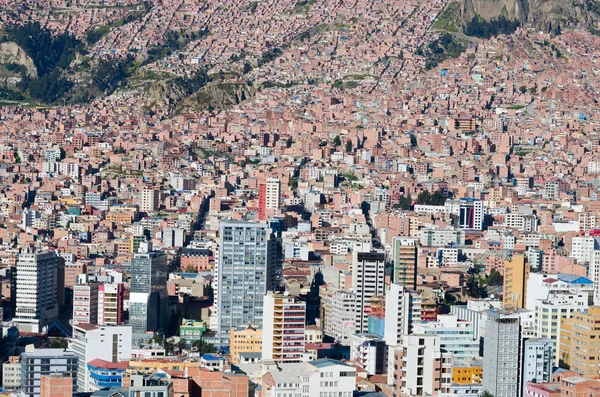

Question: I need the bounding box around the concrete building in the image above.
[482,309,522,397]
[98,282,124,326]
[458,198,484,230]
[349,333,386,375]
[262,292,306,362]
[229,325,263,364]
[68,324,132,392]
[503,255,530,309]
[260,359,357,397]
[391,236,418,289]
[258,177,280,221]
[20,348,78,397]
[2,356,21,390]
[86,359,128,392]
[559,306,600,377]
[217,221,275,344]
[522,338,553,393]
[140,188,160,212]
[384,283,421,346]
[414,314,479,360]
[323,290,357,345]
[392,334,452,397]
[419,228,465,247]
[72,276,99,326]
[571,236,599,264]
[352,250,385,333]
[129,247,168,345]
[14,249,59,333]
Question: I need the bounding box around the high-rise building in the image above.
[503,255,530,309]
[262,292,306,362]
[72,276,99,326]
[217,221,274,343]
[68,324,132,392]
[20,349,78,397]
[129,247,168,344]
[559,306,600,377]
[384,283,421,346]
[98,282,125,326]
[458,198,484,230]
[258,178,280,221]
[482,309,522,397]
[40,374,73,397]
[414,314,479,360]
[522,338,553,393]
[140,188,160,212]
[14,249,59,333]
[392,334,452,397]
[323,290,357,345]
[390,237,417,289]
[352,251,385,334]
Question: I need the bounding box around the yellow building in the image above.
[503,255,530,309]
[229,325,263,364]
[559,306,600,377]
[127,358,203,373]
[451,360,483,384]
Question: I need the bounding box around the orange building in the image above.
[40,374,72,397]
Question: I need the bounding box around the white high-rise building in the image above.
[265,178,280,210]
[571,236,599,264]
[384,283,421,346]
[14,249,59,333]
[69,324,132,392]
[522,338,553,392]
[352,250,385,334]
[140,188,160,212]
[262,292,306,362]
[323,290,357,345]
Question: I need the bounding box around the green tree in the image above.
[486,268,503,286]
[243,62,253,74]
[416,190,431,205]
[345,140,353,153]
[480,392,494,397]
[177,338,187,351]
[467,276,488,299]
[185,265,197,273]
[286,136,293,148]
[333,135,341,146]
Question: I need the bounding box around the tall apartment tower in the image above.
[262,292,306,362]
[14,249,59,333]
[458,198,484,230]
[217,221,274,343]
[72,275,99,326]
[140,188,160,212]
[483,309,522,397]
[503,255,530,309]
[98,283,125,326]
[559,306,600,377]
[69,324,132,392]
[258,178,280,221]
[129,248,168,344]
[352,250,385,333]
[522,338,553,392]
[384,283,422,385]
[391,237,418,289]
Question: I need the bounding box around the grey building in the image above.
[20,349,78,397]
[14,249,59,333]
[129,247,168,345]
[217,221,275,343]
[482,309,522,397]
[522,338,553,392]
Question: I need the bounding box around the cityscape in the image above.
[0,0,599,396]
